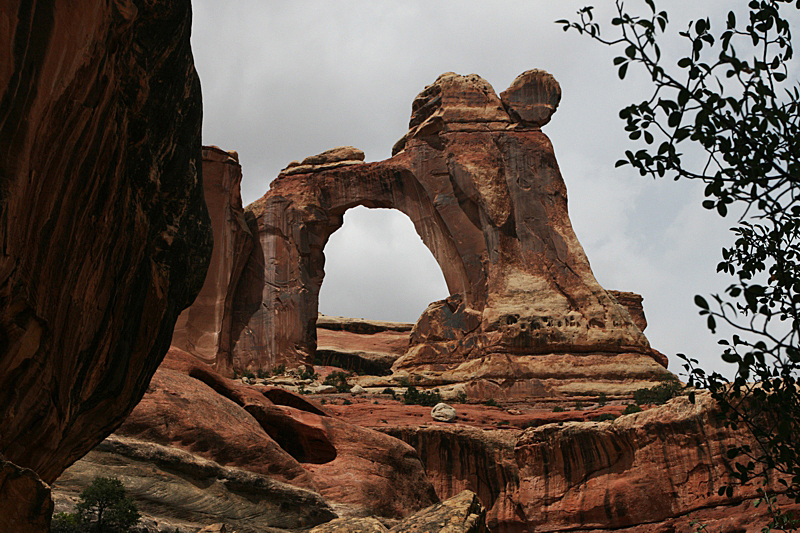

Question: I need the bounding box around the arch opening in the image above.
[318,206,450,324]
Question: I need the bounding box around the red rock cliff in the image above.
[0,1,210,530]
[171,146,253,376]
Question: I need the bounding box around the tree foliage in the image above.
[559,0,800,507]
[52,477,140,533]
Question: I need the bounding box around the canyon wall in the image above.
[0,1,210,530]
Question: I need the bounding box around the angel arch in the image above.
[226,70,662,375]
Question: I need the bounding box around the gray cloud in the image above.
[192,0,747,376]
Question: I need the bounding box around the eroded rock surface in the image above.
[0,457,52,533]
[389,490,487,533]
[316,316,413,374]
[171,146,253,375]
[230,70,662,386]
[512,393,799,532]
[0,0,210,529]
[52,435,336,533]
[113,348,438,519]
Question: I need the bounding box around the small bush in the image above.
[633,377,682,406]
[484,398,499,407]
[320,399,327,405]
[382,387,396,395]
[299,367,318,381]
[271,364,286,376]
[597,392,608,407]
[402,386,442,407]
[243,369,255,380]
[323,371,351,393]
[593,413,617,422]
[398,376,411,387]
[343,398,352,405]
[623,403,643,415]
[574,401,584,410]
[552,405,565,412]
[455,390,468,404]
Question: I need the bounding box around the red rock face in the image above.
[117,348,438,518]
[171,146,253,375]
[230,70,661,377]
[512,394,798,532]
[0,0,210,528]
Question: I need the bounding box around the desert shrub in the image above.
[593,413,617,422]
[574,401,584,410]
[402,386,442,407]
[299,367,318,381]
[597,392,608,407]
[633,377,682,406]
[323,371,351,393]
[397,376,411,387]
[242,369,255,380]
[343,398,352,405]
[484,398,499,407]
[552,405,566,412]
[623,403,643,415]
[271,364,286,376]
[51,513,81,533]
[455,390,468,404]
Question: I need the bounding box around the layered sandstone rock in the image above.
[382,394,799,533]
[512,393,798,532]
[171,146,253,375]
[114,348,438,519]
[383,426,519,532]
[230,70,662,383]
[0,1,209,529]
[52,435,336,533]
[316,315,413,374]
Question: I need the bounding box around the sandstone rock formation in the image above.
[52,435,336,533]
[171,146,253,375]
[384,394,800,533]
[315,315,413,374]
[0,457,53,533]
[0,1,210,530]
[114,348,438,519]
[388,490,486,533]
[229,70,666,392]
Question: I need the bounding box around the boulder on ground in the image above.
[431,403,457,422]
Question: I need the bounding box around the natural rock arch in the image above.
[229,155,472,373]
[227,70,663,374]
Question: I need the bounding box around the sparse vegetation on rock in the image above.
[323,371,352,393]
[403,386,443,407]
[52,477,140,533]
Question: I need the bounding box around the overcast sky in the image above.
[190,1,767,377]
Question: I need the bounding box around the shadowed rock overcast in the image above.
[191,1,754,376]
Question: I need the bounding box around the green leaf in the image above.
[618,62,629,79]
[695,295,710,310]
[678,57,692,68]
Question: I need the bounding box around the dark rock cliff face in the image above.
[0,1,210,530]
